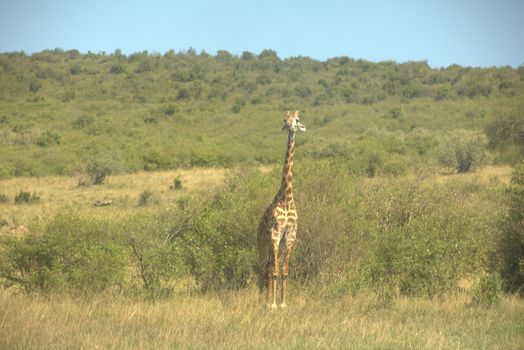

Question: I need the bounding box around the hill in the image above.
[0,49,523,177]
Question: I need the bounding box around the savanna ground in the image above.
[1,288,523,349]
[1,50,523,349]
[1,166,523,349]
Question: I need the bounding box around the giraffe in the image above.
[257,110,306,309]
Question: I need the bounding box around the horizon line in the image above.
[1,47,522,69]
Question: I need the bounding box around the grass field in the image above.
[0,165,521,349]
[0,165,512,237]
[0,167,230,236]
[1,287,523,350]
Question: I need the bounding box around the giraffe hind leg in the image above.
[280,236,296,308]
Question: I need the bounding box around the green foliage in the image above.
[143,114,158,124]
[35,130,61,147]
[123,211,188,296]
[85,152,123,185]
[0,50,521,176]
[28,80,41,93]
[437,130,489,173]
[0,213,126,293]
[498,164,524,293]
[485,108,524,164]
[137,190,153,206]
[14,191,40,204]
[0,193,9,203]
[72,115,94,129]
[181,169,272,290]
[472,273,503,306]
[293,161,504,297]
[163,105,176,116]
[0,162,510,299]
[169,176,183,190]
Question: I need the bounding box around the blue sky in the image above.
[1,0,523,67]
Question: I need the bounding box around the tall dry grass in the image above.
[0,167,227,236]
[1,287,522,350]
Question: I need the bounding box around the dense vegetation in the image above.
[0,49,523,178]
[0,49,523,307]
[1,163,522,300]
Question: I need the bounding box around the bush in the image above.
[85,152,123,185]
[123,210,189,295]
[293,161,504,297]
[72,115,94,129]
[437,130,489,173]
[28,80,41,93]
[0,193,9,203]
[163,105,176,116]
[498,164,524,293]
[110,64,125,74]
[138,190,153,206]
[14,191,40,204]
[0,213,126,293]
[180,169,272,290]
[0,162,509,299]
[36,130,61,147]
[169,176,183,190]
[143,115,157,124]
[485,109,524,164]
[472,273,503,306]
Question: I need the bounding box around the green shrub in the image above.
[0,213,126,293]
[485,109,524,164]
[176,196,190,210]
[143,115,157,124]
[163,105,176,116]
[72,115,94,129]
[138,190,153,206]
[472,273,503,306]
[28,80,41,93]
[293,161,504,297]
[498,164,524,293]
[36,130,61,147]
[85,152,123,185]
[122,210,189,295]
[437,129,490,173]
[0,193,9,203]
[14,191,40,204]
[181,169,272,290]
[169,176,183,190]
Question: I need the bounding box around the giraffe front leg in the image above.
[281,235,296,308]
[271,238,280,309]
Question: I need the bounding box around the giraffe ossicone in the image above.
[257,110,306,309]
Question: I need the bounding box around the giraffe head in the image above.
[283,110,306,134]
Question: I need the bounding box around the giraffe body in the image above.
[257,110,305,308]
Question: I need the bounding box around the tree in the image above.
[485,109,524,164]
[437,130,489,173]
[85,152,123,185]
[498,164,524,293]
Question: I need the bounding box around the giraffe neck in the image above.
[279,132,296,199]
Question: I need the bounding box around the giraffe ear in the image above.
[286,110,291,118]
[293,110,300,117]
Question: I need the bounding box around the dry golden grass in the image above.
[0,165,522,349]
[0,167,227,235]
[435,165,513,184]
[0,165,512,236]
[1,287,522,350]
